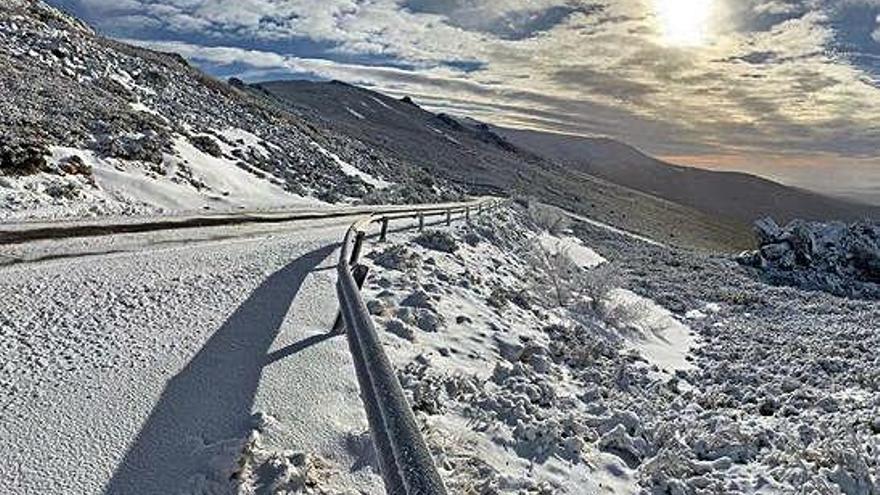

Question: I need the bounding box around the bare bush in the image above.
[524,244,650,334]
[526,201,572,235]
[517,222,641,335]
[580,263,622,305]
[522,239,581,307]
[520,235,627,311]
[414,229,458,253]
[600,297,654,334]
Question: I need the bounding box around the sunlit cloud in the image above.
[653,0,715,46]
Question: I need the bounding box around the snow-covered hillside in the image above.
[350,204,878,494]
[355,206,698,493]
[0,1,461,221]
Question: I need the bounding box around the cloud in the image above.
[752,1,802,16]
[402,0,603,40]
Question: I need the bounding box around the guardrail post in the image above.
[465,207,470,224]
[418,213,425,232]
[349,231,366,265]
[379,217,389,242]
[445,210,451,226]
[478,203,483,215]
[331,264,370,334]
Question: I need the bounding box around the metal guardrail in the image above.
[335,197,501,495]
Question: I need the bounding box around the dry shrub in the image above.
[523,239,581,307]
[580,263,622,305]
[600,297,654,334]
[527,201,572,235]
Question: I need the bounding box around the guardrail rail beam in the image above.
[332,197,500,495]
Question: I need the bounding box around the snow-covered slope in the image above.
[354,204,878,494]
[355,206,703,493]
[0,2,461,221]
[252,80,755,252]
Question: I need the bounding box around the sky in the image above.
[47,0,880,204]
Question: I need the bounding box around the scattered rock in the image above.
[366,299,387,316]
[760,242,791,261]
[758,398,779,416]
[400,289,437,311]
[189,134,222,157]
[372,246,421,271]
[494,335,525,362]
[486,286,509,309]
[58,155,92,176]
[385,318,415,341]
[44,180,79,199]
[413,230,458,253]
[0,138,48,176]
[599,425,645,468]
[97,132,167,164]
[754,217,784,245]
[414,310,443,333]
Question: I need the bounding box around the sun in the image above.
[654,0,714,46]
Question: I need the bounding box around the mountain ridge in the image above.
[254,79,879,228]
[495,126,879,224]
[251,78,880,250]
[252,78,759,251]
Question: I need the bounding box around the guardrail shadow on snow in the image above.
[103,243,338,495]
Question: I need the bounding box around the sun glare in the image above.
[654,0,714,46]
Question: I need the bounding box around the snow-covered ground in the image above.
[0,130,323,222]
[0,216,385,494]
[571,211,880,494]
[353,207,701,493]
[2,202,877,494]
[565,210,667,248]
[354,204,877,494]
[310,141,392,190]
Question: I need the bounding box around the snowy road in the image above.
[0,216,388,494]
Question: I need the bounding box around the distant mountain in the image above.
[495,128,880,224]
[252,79,755,251]
[250,80,530,194]
[251,79,879,250]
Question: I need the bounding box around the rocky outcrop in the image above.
[738,217,880,298]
